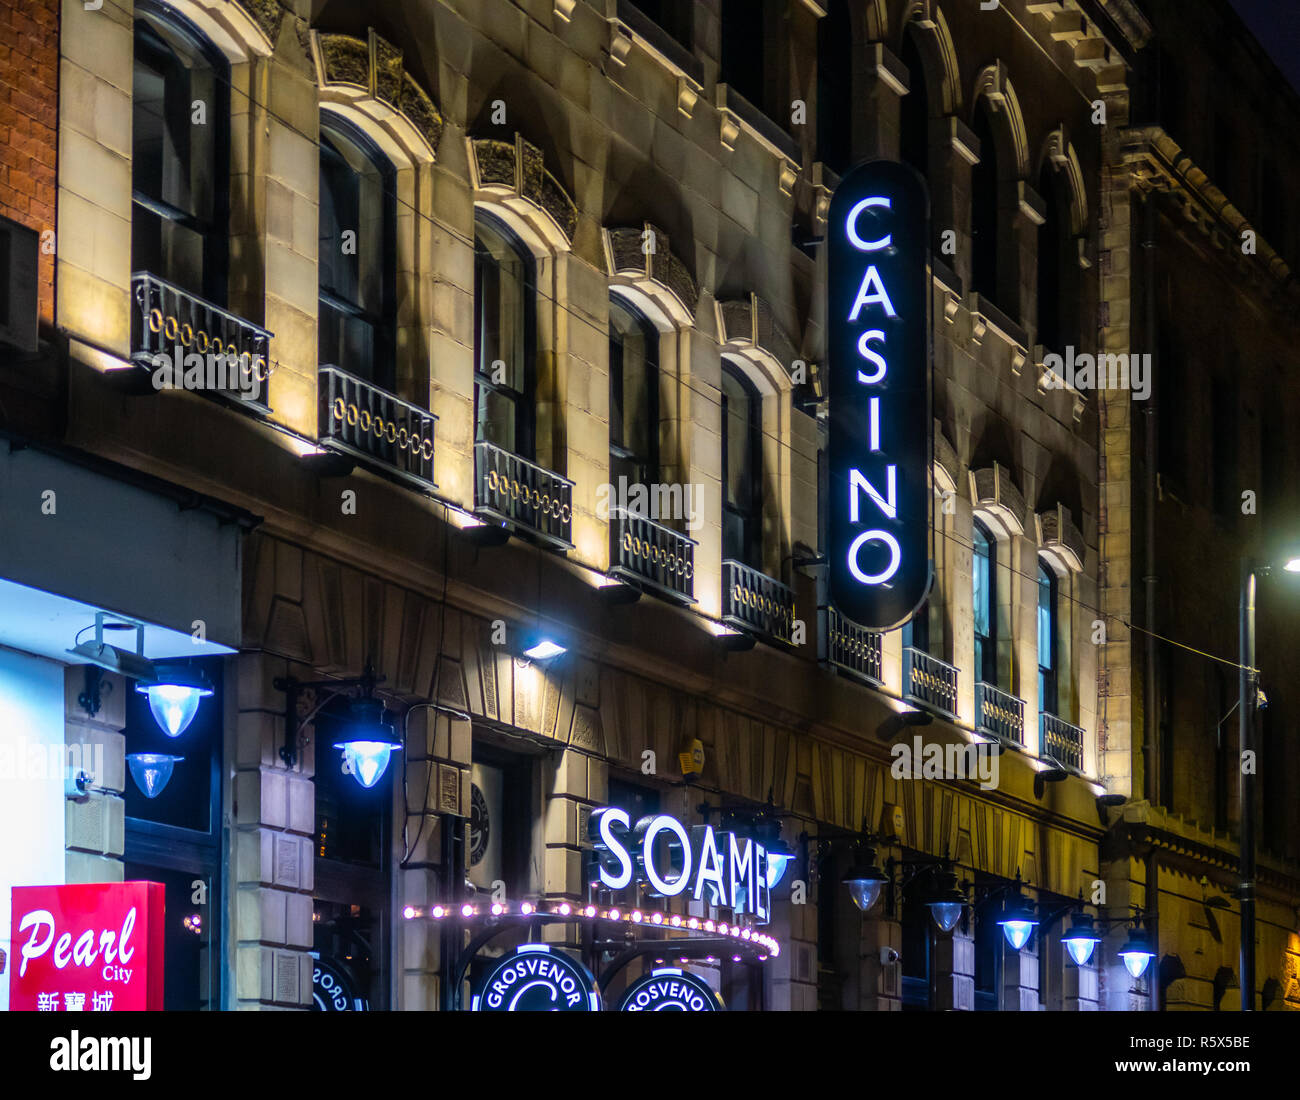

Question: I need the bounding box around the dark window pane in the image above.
[971,101,1000,306]
[973,520,996,685]
[609,298,659,487]
[722,362,762,566]
[474,215,535,457]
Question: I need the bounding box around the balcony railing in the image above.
[474,440,574,549]
[318,365,437,491]
[1041,712,1085,772]
[823,606,883,686]
[609,508,696,603]
[903,647,958,719]
[975,682,1026,746]
[722,559,795,643]
[131,271,273,415]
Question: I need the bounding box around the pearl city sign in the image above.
[827,160,932,630]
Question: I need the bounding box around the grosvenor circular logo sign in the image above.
[618,968,724,1012]
[827,159,932,630]
[470,944,601,1012]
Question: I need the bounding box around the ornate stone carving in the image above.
[603,223,698,315]
[469,135,579,245]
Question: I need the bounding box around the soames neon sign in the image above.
[828,161,932,630]
[589,808,772,924]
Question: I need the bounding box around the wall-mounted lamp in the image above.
[126,753,184,798]
[996,874,1040,950]
[522,636,567,661]
[843,848,890,913]
[1061,913,1103,966]
[70,613,212,738]
[1119,913,1157,978]
[275,665,401,789]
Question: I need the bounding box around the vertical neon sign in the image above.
[827,161,931,629]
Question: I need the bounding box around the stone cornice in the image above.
[1120,126,1299,304]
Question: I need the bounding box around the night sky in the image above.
[1228,0,1300,95]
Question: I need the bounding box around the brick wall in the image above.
[0,0,58,327]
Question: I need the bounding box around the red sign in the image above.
[9,882,165,1011]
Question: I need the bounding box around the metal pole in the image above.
[1239,562,1256,1011]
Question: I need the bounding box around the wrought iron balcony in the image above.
[975,682,1026,746]
[1040,712,1085,772]
[903,647,958,719]
[474,440,574,550]
[722,559,795,644]
[609,508,696,603]
[131,271,273,415]
[823,606,883,686]
[318,365,437,490]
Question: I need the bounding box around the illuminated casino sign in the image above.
[827,160,932,630]
[588,808,774,924]
[470,944,601,1012]
[618,968,724,1012]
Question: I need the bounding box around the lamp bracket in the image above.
[274,665,388,769]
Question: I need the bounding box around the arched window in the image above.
[609,298,659,490]
[970,100,1000,307]
[474,213,536,458]
[899,28,929,183]
[721,360,762,568]
[1037,158,1081,354]
[973,519,997,686]
[318,115,397,389]
[1037,559,1058,716]
[132,6,229,303]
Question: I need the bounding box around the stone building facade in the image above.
[0,0,1293,1012]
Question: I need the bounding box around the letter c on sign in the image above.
[848,530,902,585]
[845,197,892,251]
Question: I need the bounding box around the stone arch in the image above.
[969,61,1031,180]
[1035,503,1085,575]
[1038,127,1089,238]
[468,134,578,254]
[896,1,962,116]
[714,294,799,396]
[969,461,1026,538]
[603,224,698,329]
[159,0,275,61]
[312,29,444,165]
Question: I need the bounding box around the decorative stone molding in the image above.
[1036,503,1086,572]
[898,2,962,115]
[714,84,802,182]
[715,293,801,380]
[970,61,1030,179]
[602,223,698,318]
[468,134,579,245]
[1018,181,1047,226]
[608,21,635,66]
[313,30,444,158]
[554,0,578,23]
[811,163,837,233]
[969,462,1026,535]
[234,0,286,46]
[1121,126,1298,302]
[934,423,959,492]
[1043,127,1090,237]
[947,116,980,165]
[604,3,704,117]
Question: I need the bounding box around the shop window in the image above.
[900,878,932,1010]
[468,745,535,900]
[970,99,1001,309]
[722,360,763,569]
[609,297,660,490]
[973,519,998,687]
[899,29,929,183]
[312,694,391,1010]
[1037,559,1058,717]
[123,656,223,1010]
[318,115,397,390]
[474,213,537,459]
[132,5,229,304]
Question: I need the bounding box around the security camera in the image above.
[879,945,900,966]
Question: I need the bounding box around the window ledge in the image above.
[608,0,704,116]
[715,84,801,187]
[968,292,1028,356]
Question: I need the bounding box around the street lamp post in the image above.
[1238,560,1257,1012]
